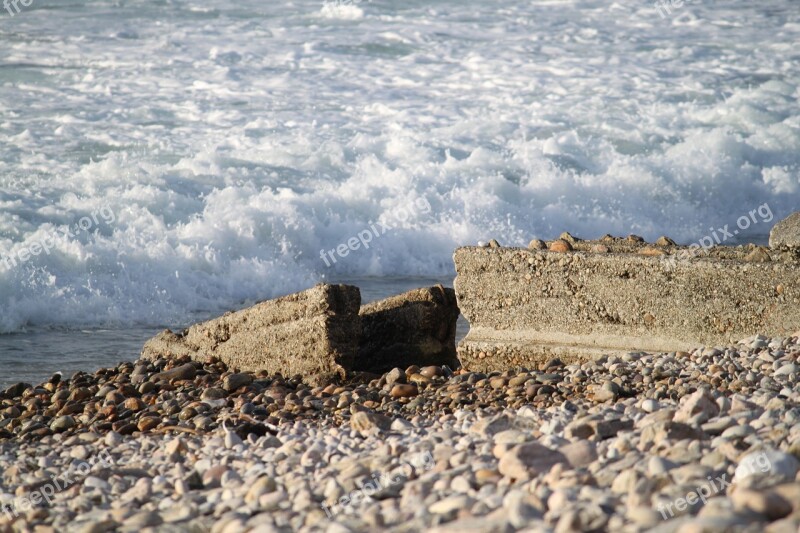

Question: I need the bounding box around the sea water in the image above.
[1,0,798,386]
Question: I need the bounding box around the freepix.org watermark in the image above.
[3,0,33,17]
[654,0,698,19]
[0,206,116,270]
[662,203,773,270]
[321,450,434,519]
[2,449,119,520]
[319,197,432,267]
[657,451,771,520]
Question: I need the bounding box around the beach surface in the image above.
[2,334,799,532]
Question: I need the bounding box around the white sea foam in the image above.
[0,0,798,332]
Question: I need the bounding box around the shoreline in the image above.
[1,333,799,532]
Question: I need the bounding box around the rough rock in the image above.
[356,285,460,373]
[770,212,800,249]
[674,389,720,424]
[453,243,800,370]
[141,284,361,386]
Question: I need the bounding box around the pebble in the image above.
[549,239,573,253]
[0,334,797,532]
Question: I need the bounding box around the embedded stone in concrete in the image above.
[454,239,800,372]
[770,212,800,249]
[141,284,361,385]
[356,285,460,373]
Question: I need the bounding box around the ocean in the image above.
[1,0,798,388]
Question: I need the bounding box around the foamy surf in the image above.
[0,0,798,333]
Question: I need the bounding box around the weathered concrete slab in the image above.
[770,212,800,249]
[356,285,460,373]
[454,239,800,372]
[141,284,361,385]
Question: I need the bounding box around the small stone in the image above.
[202,465,229,488]
[245,476,277,503]
[350,411,392,437]
[639,420,704,445]
[385,368,406,386]
[674,389,719,424]
[559,232,580,244]
[528,239,547,250]
[470,414,511,437]
[590,244,609,253]
[488,239,501,248]
[223,373,253,392]
[390,384,418,398]
[104,431,123,447]
[559,440,597,468]
[408,373,432,385]
[735,449,800,483]
[419,366,444,378]
[730,488,792,520]
[151,363,197,382]
[123,397,145,411]
[549,239,573,253]
[641,399,659,413]
[498,442,567,480]
[201,388,227,400]
[655,236,677,246]
[225,429,244,449]
[123,511,163,528]
[165,438,187,456]
[429,495,473,516]
[50,415,76,432]
[504,490,543,528]
[137,418,158,433]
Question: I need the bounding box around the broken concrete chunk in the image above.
[141,284,361,386]
[454,244,800,372]
[356,285,460,373]
[770,212,800,249]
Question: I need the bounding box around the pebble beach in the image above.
[2,334,800,533]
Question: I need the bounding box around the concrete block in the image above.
[454,239,800,372]
[770,212,800,249]
[141,284,361,385]
[356,285,460,373]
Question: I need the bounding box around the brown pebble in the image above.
[115,422,139,435]
[123,397,145,411]
[137,417,159,432]
[488,239,501,248]
[549,239,573,253]
[420,366,444,378]
[627,234,645,243]
[390,384,419,398]
[655,236,676,246]
[489,377,507,390]
[68,388,91,402]
[408,374,432,385]
[528,239,547,250]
